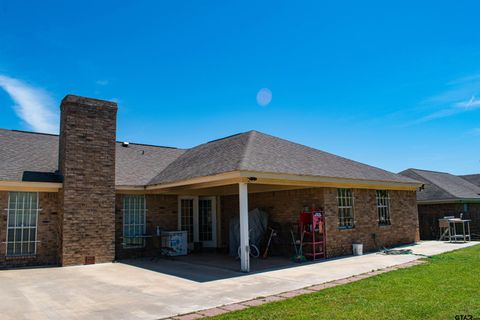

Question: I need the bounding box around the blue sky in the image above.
[1,1,479,175]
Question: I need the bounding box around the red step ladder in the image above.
[299,209,326,260]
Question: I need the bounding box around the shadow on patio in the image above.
[119,252,325,282]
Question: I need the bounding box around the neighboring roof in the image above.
[0,129,185,186]
[459,174,480,188]
[399,168,480,202]
[149,130,419,185]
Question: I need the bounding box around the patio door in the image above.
[178,196,217,248]
[198,197,217,248]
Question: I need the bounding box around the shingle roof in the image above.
[0,129,61,182]
[149,130,418,185]
[399,169,480,201]
[0,129,185,186]
[1,128,418,187]
[459,174,480,188]
[116,143,186,186]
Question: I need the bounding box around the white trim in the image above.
[239,183,250,272]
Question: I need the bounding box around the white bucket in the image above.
[352,243,363,256]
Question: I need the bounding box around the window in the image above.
[6,192,39,256]
[376,190,391,225]
[337,188,354,228]
[123,195,146,248]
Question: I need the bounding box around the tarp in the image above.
[229,208,268,256]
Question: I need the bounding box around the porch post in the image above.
[239,182,250,272]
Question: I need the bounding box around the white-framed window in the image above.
[6,192,39,256]
[123,195,146,248]
[376,190,391,225]
[337,188,354,228]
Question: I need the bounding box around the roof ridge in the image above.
[237,130,256,170]
[408,168,453,175]
[7,129,59,137]
[116,141,181,149]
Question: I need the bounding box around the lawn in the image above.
[211,245,480,320]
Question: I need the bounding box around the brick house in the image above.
[0,95,421,271]
[399,169,480,240]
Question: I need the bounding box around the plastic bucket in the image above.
[352,243,363,256]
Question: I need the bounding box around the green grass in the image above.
[212,245,480,320]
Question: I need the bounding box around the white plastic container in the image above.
[352,243,363,256]
[161,231,188,256]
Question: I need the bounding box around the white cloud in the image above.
[411,75,480,125]
[0,75,58,133]
[455,95,480,110]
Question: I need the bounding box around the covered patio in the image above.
[138,169,420,273]
[143,172,317,273]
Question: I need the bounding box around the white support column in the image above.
[239,182,250,272]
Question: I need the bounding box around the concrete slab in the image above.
[0,241,477,320]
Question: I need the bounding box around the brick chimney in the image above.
[58,95,117,266]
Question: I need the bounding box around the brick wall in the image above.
[324,188,419,257]
[115,193,178,259]
[418,203,480,240]
[221,187,419,258]
[58,95,118,266]
[0,191,60,268]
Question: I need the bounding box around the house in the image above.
[399,169,480,240]
[0,95,422,271]
[461,174,480,188]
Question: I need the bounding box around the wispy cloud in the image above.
[0,75,58,133]
[409,74,480,125]
[455,95,480,109]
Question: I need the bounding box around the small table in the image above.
[439,218,471,242]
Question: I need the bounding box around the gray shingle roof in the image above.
[0,129,185,186]
[0,129,61,182]
[459,174,480,188]
[1,128,418,187]
[399,169,480,201]
[149,130,418,185]
[116,143,186,186]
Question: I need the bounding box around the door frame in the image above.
[178,196,217,247]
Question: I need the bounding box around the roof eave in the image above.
[145,170,421,191]
[0,180,62,192]
[417,198,480,205]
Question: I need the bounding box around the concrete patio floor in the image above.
[0,241,477,320]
